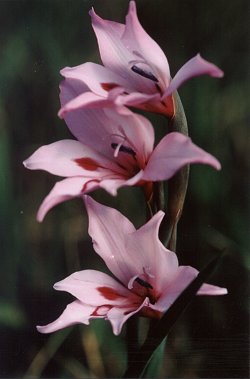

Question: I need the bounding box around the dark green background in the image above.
[0,0,249,377]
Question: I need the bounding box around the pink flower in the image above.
[23,80,221,221]
[58,1,223,119]
[37,196,227,336]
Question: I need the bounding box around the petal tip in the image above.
[57,108,65,119]
[23,159,29,168]
[37,204,47,223]
[128,0,136,12]
[36,325,48,334]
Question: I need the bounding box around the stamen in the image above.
[131,65,158,82]
[111,143,136,158]
[135,277,153,289]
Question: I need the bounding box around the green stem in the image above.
[160,91,189,251]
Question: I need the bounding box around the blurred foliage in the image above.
[0,0,249,378]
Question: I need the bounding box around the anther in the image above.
[131,65,158,82]
[111,143,136,158]
[135,277,153,289]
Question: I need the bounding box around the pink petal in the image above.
[23,140,119,177]
[142,132,221,181]
[126,211,179,291]
[107,297,149,335]
[122,1,170,87]
[37,177,100,222]
[103,108,154,163]
[36,300,94,334]
[90,8,134,72]
[153,265,227,313]
[163,54,224,99]
[85,195,137,285]
[59,79,118,147]
[59,90,114,118]
[61,62,129,97]
[59,79,154,163]
[98,171,144,196]
[54,269,136,306]
[90,8,156,93]
[198,282,228,295]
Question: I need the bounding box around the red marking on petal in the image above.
[81,179,100,193]
[91,305,112,317]
[75,157,99,171]
[101,82,120,91]
[97,286,125,301]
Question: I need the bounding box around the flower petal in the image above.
[163,54,224,99]
[122,1,170,87]
[98,170,144,196]
[153,265,227,313]
[37,177,100,222]
[103,108,154,164]
[59,79,154,163]
[198,282,228,295]
[90,7,156,93]
[142,132,221,181]
[23,140,120,177]
[61,62,129,97]
[107,297,149,335]
[90,8,134,73]
[85,195,137,285]
[126,211,179,291]
[54,269,136,306]
[59,90,115,118]
[36,300,94,334]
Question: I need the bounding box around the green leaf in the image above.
[123,255,224,378]
[140,338,166,378]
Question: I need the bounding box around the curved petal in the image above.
[37,177,100,222]
[37,300,94,334]
[84,195,137,285]
[153,265,227,313]
[122,1,170,86]
[198,282,228,295]
[23,140,120,177]
[107,297,149,335]
[90,8,156,94]
[59,90,114,118]
[142,132,221,181]
[90,8,133,72]
[163,54,224,99]
[61,62,129,97]
[126,211,179,291]
[59,79,118,150]
[54,269,136,306]
[59,79,154,163]
[98,170,144,196]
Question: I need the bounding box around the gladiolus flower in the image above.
[23,79,221,222]
[37,196,227,336]
[58,1,223,119]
